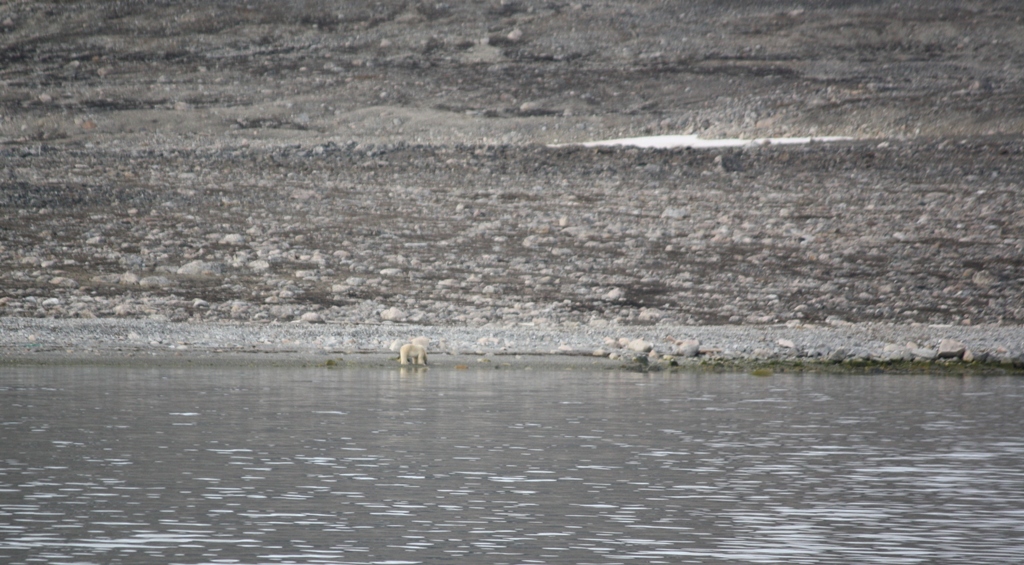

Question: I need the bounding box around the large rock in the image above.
[627,338,653,353]
[602,288,624,301]
[299,312,324,323]
[937,339,966,359]
[380,307,407,322]
[676,339,700,358]
[827,348,848,362]
[637,307,663,322]
[910,347,938,361]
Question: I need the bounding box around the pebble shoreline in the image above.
[3,318,1022,372]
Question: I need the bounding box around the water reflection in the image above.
[1,368,1023,564]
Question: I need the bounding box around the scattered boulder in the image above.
[910,347,938,361]
[602,288,624,301]
[380,307,407,322]
[637,307,663,322]
[675,339,700,358]
[627,338,653,353]
[827,348,848,362]
[937,339,966,359]
[299,312,324,323]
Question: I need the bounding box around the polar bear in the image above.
[399,343,428,366]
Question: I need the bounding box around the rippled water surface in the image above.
[2,366,1023,564]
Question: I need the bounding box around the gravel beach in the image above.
[2,1,1022,370]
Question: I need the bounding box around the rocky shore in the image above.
[2,1,1022,370]
[3,318,1022,373]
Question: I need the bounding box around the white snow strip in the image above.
[551,134,853,149]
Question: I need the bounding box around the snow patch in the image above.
[551,134,853,149]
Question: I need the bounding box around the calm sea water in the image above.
[1,366,1022,564]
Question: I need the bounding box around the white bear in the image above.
[399,343,428,366]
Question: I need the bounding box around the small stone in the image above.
[42,298,61,307]
[92,274,121,284]
[637,307,663,322]
[38,93,52,103]
[119,272,140,285]
[937,338,966,359]
[603,288,624,301]
[962,349,975,363]
[660,207,689,219]
[627,338,653,353]
[49,276,78,288]
[248,260,271,271]
[777,338,796,349]
[507,28,523,42]
[138,275,171,288]
[220,233,246,245]
[519,101,543,113]
[380,307,406,322]
[178,260,223,276]
[971,270,997,287]
[593,348,607,357]
[300,312,324,323]
[380,268,403,276]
